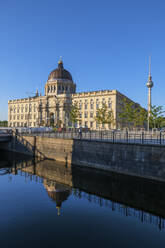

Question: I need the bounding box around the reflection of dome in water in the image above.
[44,180,71,215]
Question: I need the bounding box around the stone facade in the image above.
[8,59,140,130]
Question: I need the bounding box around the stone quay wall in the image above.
[2,135,165,182]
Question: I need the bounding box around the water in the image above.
[0,150,165,248]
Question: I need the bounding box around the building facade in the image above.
[8,59,140,130]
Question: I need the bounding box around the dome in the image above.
[48,59,73,81]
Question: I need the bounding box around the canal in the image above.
[0,150,165,248]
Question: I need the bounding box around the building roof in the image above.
[48,59,73,81]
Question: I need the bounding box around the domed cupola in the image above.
[45,59,76,96]
[48,59,73,81]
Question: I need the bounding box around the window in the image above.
[85,121,88,127]
[90,122,93,128]
[21,114,23,120]
[34,104,36,112]
[25,105,28,112]
[17,106,20,113]
[102,98,106,107]
[79,100,82,110]
[17,115,19,120]
[29,104,32,112]
[84,112,88,118]
[90,112,93,118]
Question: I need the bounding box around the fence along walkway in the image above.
[22,130,165,146]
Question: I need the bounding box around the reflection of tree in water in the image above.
[44,179,71,216]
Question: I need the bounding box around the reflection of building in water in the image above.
[44,179,71,215]
[12,158,165,230]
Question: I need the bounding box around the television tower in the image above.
[146,56,154,131]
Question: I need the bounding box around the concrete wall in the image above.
[26,136,73,163]
[72,140,165,182]
[2,135,165,182]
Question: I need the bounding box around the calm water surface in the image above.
[0,150,165,248]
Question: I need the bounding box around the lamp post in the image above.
[146,57,154,131]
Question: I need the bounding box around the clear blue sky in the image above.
[0,0,165,120]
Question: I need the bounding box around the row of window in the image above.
[79,112,94,118]
[9,114,36,120]
[10,104,37,113]
[74,100,112,110]
[74,97,111,103]
[47,85,74,93]
[9,122,36,127]
[79,102,111,110]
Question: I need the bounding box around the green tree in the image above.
[68,102,81,127]
[119,98,147,129]
[0,120,8,127]
[149,105,165,128]
[95,103,114,129]
[118,99,136,129]
[133,107,148,128]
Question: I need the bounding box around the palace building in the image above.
[8,59,140,130]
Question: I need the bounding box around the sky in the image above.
[0,0,165,120]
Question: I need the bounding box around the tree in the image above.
[118,99,136,129]
[68,102,81,127]
[0,120,8,127]
[149,105,165,129]
[95,103,114,129]
[119,98,147,130]
[133,107,148,128]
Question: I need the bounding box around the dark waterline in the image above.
[0,150,165,248]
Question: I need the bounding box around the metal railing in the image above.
[21,130,165,146]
